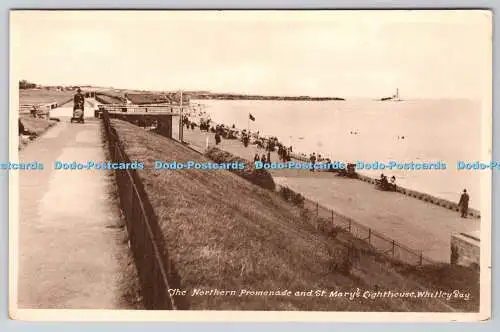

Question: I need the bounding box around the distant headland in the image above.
[187,92,345,101]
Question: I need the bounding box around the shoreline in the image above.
[179,107,480,218]
[190,95,346,101]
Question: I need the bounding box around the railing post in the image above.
[316,202,319,216]
[419,252,423,265]
[392,240,395,257]
[368,228,371,244]
[331,210,334,224]
[348,220,352,233]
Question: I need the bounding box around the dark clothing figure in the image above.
[73,90,85,111]
[310,153,317,172]
[377,174,390,190]
[242,135,249,147]
[389,176,397,191]
[214,133,221,145]
[254,154,260,162]
[19,119,25,136]
[458,190,470,218]
[30,105,38,118]
[261,154,267,163]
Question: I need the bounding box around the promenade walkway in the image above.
[182,129,481,263]
[17,100,133,309]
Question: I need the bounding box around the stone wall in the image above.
[157,116,173,139]
[357,174,481,219]
[450,232,480,269]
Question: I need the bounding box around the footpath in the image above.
[17,100,134,309]
[182,129,481,263]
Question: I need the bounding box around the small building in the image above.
[100,105,180,140]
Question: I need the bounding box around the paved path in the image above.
[183,129,481,263]
[17,100,132,309]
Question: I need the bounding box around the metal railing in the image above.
[99,103,200,114]
[18,103,53,118]
[278,184,436,266]
[101,109,178,310]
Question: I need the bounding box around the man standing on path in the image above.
[458,189,470,218]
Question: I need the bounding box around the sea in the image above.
[193,98,485,209]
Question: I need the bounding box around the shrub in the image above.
[328,243,360,275]
[205,147,275,191]
[279,186,293,201]
[291,192,305,207]
[279,186,305,207]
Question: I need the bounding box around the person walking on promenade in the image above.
[310,153,317,172]
[458,189,470,218]
[73,88,85,112]
[254,153,260,162]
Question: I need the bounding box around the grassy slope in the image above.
[19,89,73,106]
[20,116,56,135]
[111,119,479,312]
[95,94,123,104]
[95,90,127,104]
[126,93,169,104]
[18,116,57,150]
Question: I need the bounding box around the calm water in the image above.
[196,99,484,208]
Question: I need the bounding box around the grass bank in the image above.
[19,89,73,106]
[18,115,58,150]
[126,93,169,104]
[110,119,479,312]
[95,91,126,104]
[205,147,276,191]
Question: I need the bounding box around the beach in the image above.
[182,98,483,209]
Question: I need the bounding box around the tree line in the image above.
[19,80,37,89]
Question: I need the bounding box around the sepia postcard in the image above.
[8,10,492,322]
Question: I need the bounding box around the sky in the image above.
[10,10,491,99]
